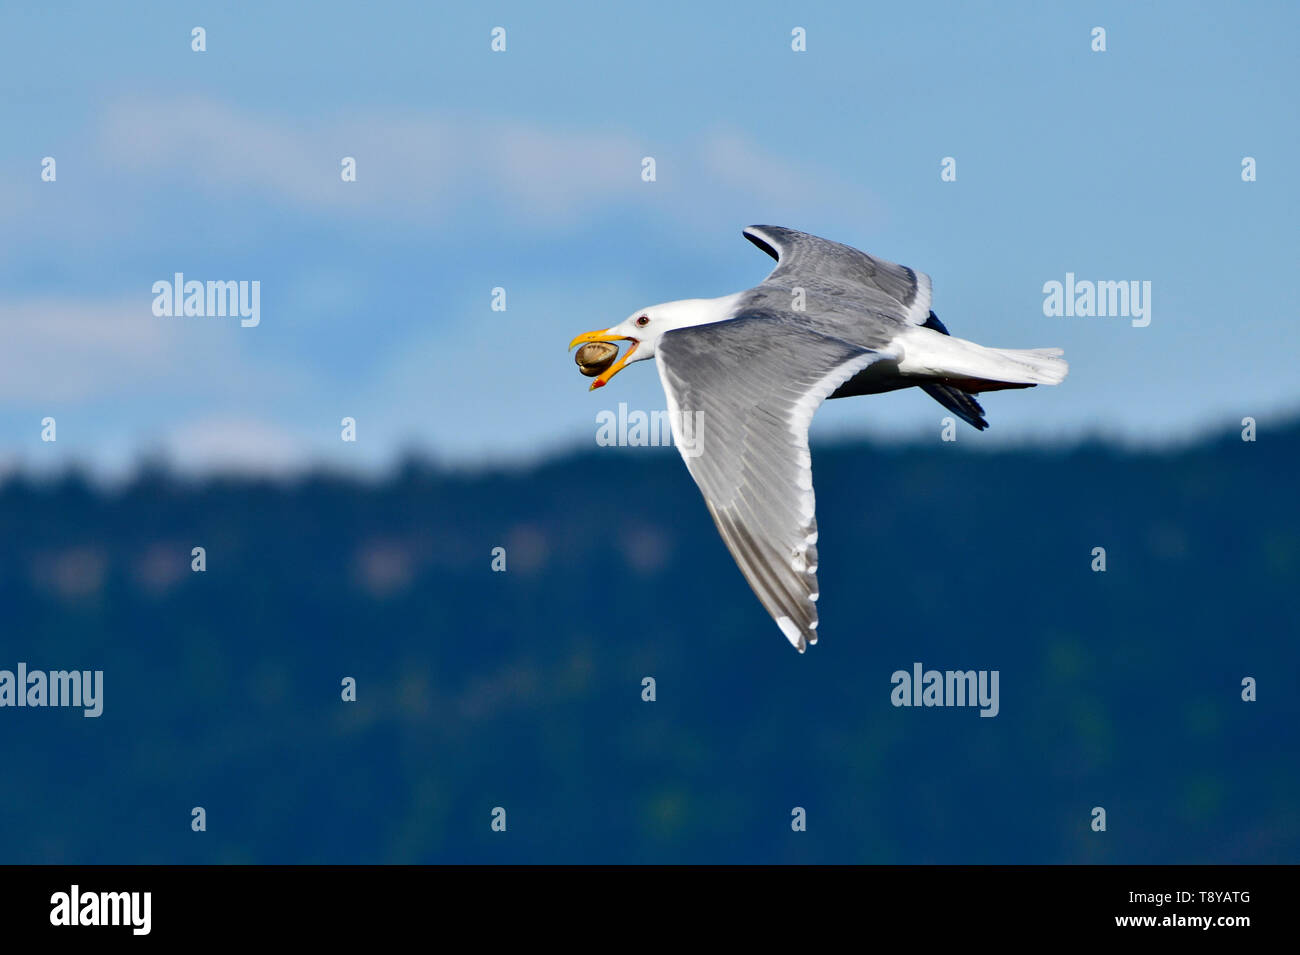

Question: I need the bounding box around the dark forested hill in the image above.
[0,423,1296,863]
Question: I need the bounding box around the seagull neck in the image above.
[661,292,745,330]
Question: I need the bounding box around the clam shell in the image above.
[575,341,619,377]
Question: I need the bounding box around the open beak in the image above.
[568,329,639,390]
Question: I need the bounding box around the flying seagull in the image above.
[569,226,1067,652]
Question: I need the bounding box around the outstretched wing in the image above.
[743,224,934,327]
[655,315,896,651]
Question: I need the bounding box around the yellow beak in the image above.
[568,329,639,391]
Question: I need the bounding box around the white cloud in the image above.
[161,415,311,475]
[96,96,876,230]
[0,298,180,403]
[0,296,314,405]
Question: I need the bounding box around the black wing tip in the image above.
[922,310,951,336]
[742,226,781,261]
[921,382,989,431]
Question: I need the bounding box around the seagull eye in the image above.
[635,315,650,327]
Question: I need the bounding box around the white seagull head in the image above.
[568,297,735,391]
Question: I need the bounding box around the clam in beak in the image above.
[568,330,639,390]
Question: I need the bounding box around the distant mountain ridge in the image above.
[0,422,1295,863]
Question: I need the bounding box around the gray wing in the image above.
[655,315,897,652]
[742,224,933,327]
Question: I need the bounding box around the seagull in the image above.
[569,226,1068,652]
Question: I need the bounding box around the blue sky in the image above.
[1,0,1296,476]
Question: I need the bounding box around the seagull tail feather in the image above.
[964,345,1069,386]
[900,327,1069,388]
